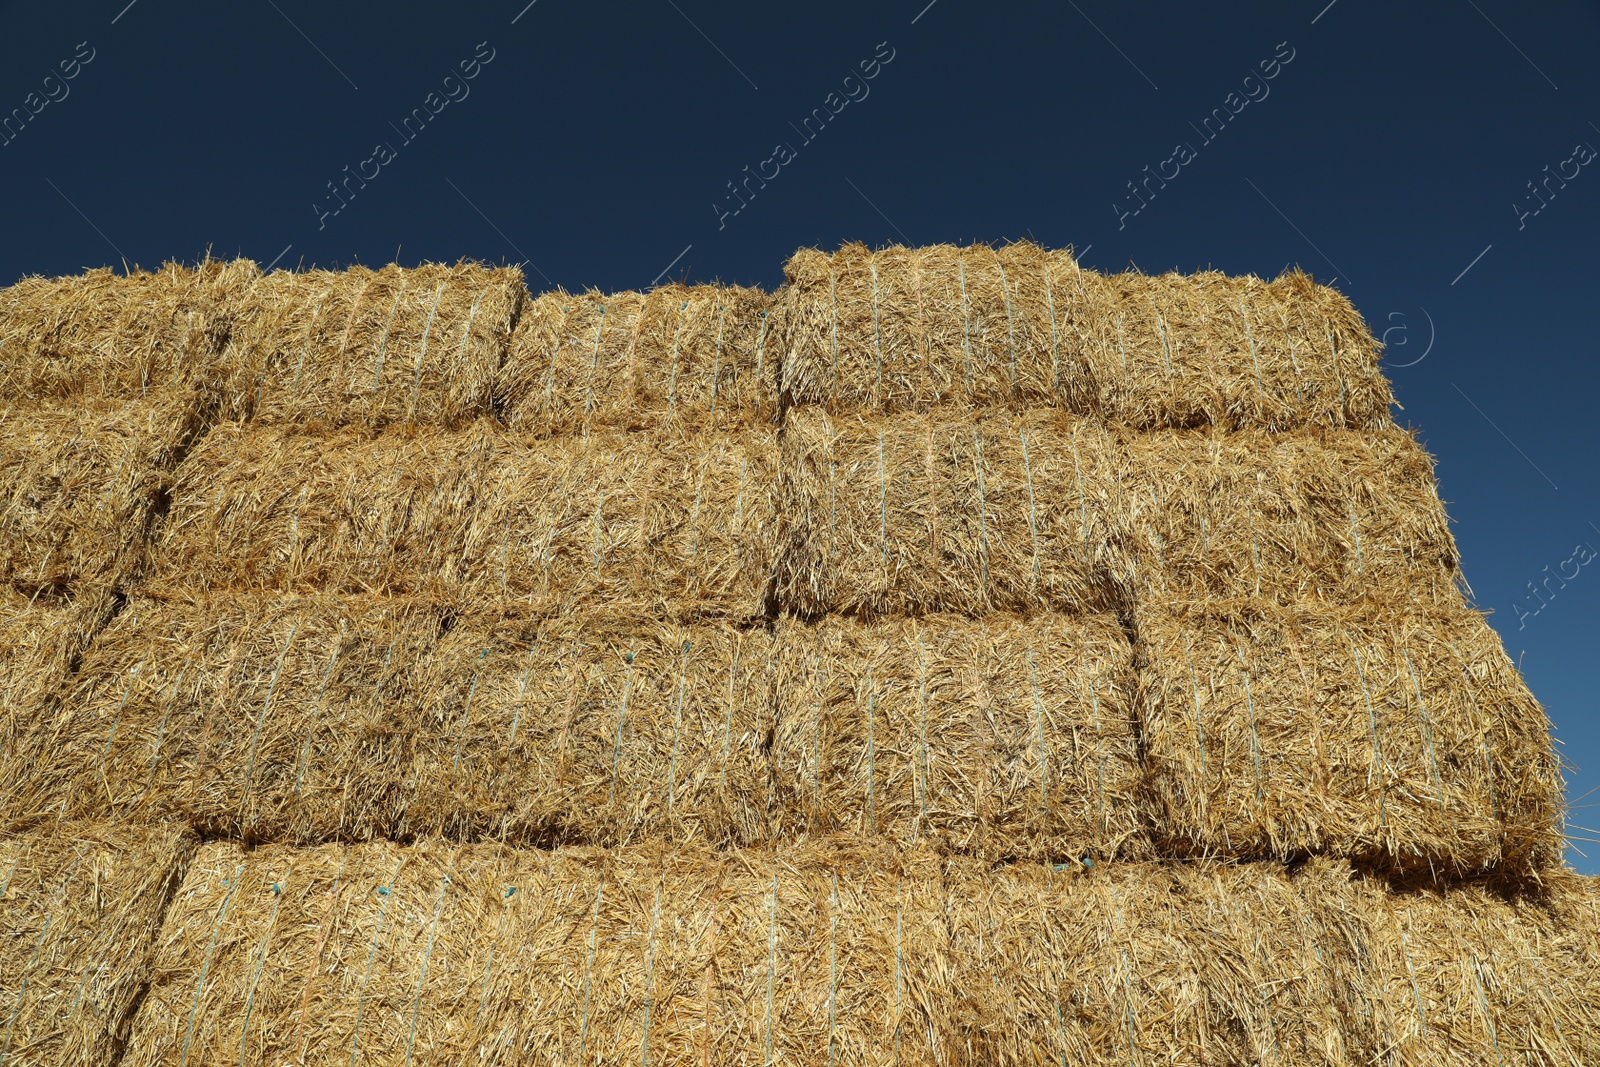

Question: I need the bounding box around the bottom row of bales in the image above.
[2,824,1597,1067]
[2,590,1557,876]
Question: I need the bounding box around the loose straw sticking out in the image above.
[774,612,1145,862]
[0,259,259,402]
[778,408,1126,620]
[780,242,1392,429]
[500,282,779,434]
[0,395,210,589]
[219,261,524,429]
[1136,596,1563,879]
[119,838,948,1067]
[145,420,781,622]
[1116,423,1465,607]
[120,841,1600,1067]
[0,823,197,1067]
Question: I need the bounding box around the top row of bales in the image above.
[0,243,1392,433]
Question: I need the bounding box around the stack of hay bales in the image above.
[0,244,1594,1066]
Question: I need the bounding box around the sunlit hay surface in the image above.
[501,282,780,435]
[0,260,258,403]
[0,822,197,1067]
[782,242,1392,429]
[0,395,209,590]
[773,611,1144,862]
[1116,423,1465,606]
[16,597,1141,860]
[1135,596,1563,879]
[121,840,1600,1067]
[778,407,1127,620]
[219,261,524,429]
[143,420,781,621]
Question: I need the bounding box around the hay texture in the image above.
[0,260,257,402]
[119,838,948,1067]
[0,587,121,799]
[10,593,782,848]
[782,242,1095,415]
[145,421,780,621]
[0,822,196,1067]
[1135,597,1562,878]
[778,408,1124,620]
[220,262,523,429]
[948,855,1372,1067]
[499,282,779,434]
[781,243,1392,429]
[1349,869,1600,1067]
[117,841,1600,1067]
[402,612,780,848]
[773,613,1143,862]
[948,856,1600,1067]
[4,592,447,842]
[0,396,206,589]
[1117,424,1464,606]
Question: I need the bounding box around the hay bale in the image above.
[114,841,1600,1067]
[0,396,206,589]
[14,598,1142,860]
[1117,424,1464,606]
[1135,597,1562,878]
[948,856,1600,1067]
[0,822,196,1067]
[13,593,780,848]
[118,838,947,1067]
[946,855,1372,1067]
[145,420,780,620]
[220,262,524,429]
[7,591,444,841]
[404,612,780,848]
[774,613,1143,862]
[778,407,1124,620]
[1349,870,1600,1066]
[1080,267,1393,430]
[781,242,1096,415]
[0,260,258,401]
[0,588,122,821]
[780,243,1393,429]
[499,282,779,434]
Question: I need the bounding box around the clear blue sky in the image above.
[2,0,1595,869]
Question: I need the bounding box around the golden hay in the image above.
[1351,869,1600,1066]
[404,611,779,849]
[781,242,1095,415]
[949,856,1600,1067]
[0,396,207,590]
[0,587,121,799]
[4,591,447,842]
[219,262,524,429]
[777,408,1125,620]
[143,420,780,621]
[1116,423,1465,606]
[499,283,779,434]
[14,595,1143,860]
[773,613,1143,862]
[120,838,948,1067]
[117,841,1600,1067]
[0,822,196,1067]
[0,260,258,402]
[1135,597,1563,878]
[781,242,1393,429]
